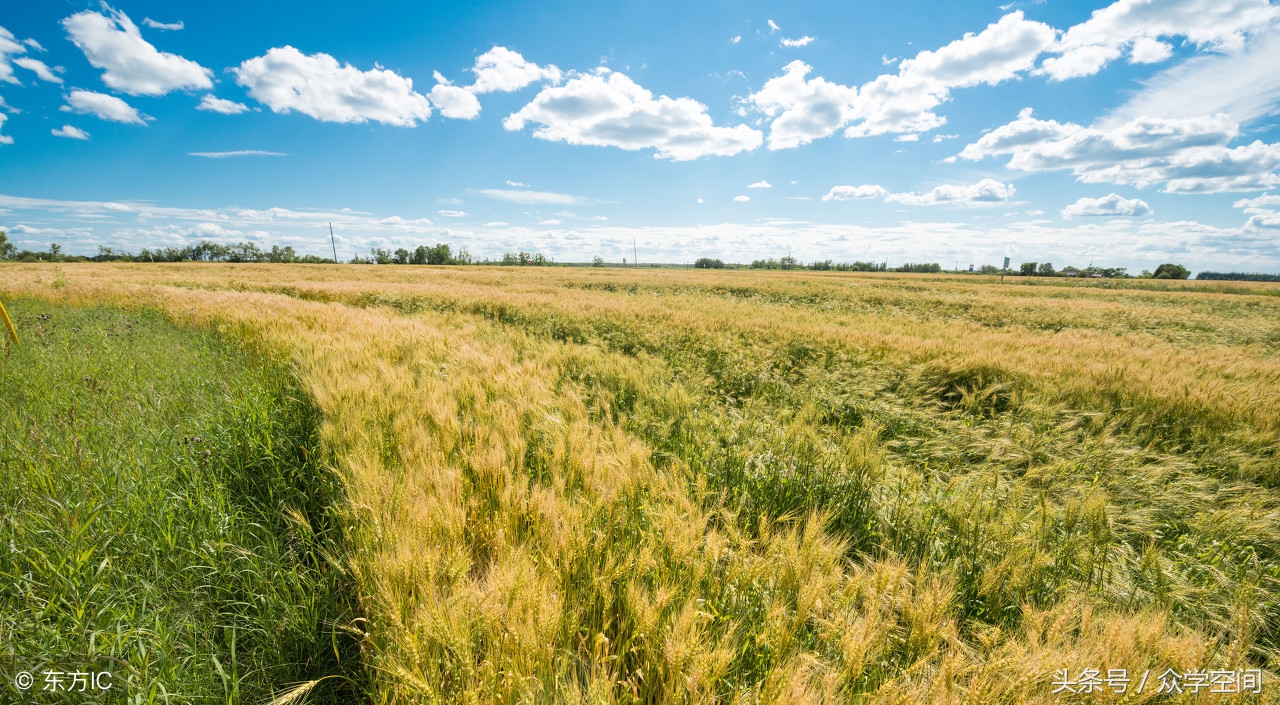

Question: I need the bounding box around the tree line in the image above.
[1016,262,1191,279]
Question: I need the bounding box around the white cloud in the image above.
[849,12,1056,137]
[748,180,772,189]
[51,124,90,140]
[470,46,561,94]
[0,113,12,145]
[780,36,815,48]
[733,195,750,202]
[1234,194,1280,209]
[0,26,27,84]
[62,6,212,96]
[23,38,43,52]
[746,12,1055,147]
[189,150,286,158]
[768,19,781,32]
[61,90,146,124]
[504,68,762,160]
[894,133,919,142]
[506,180,529,187]
[822,184,888,201]
[1128,37,1174,64]
[428,71,482,119]
[957,108,1280,193]
[731,35,742,44]
[196,95,249,114]
[437,209,468,217]
[744,61,859,149]
[234,46,432,126]
[484,221,509,227]
[478,188,583,205]
[14,57,62,83]
[1233,193,1280,229]
[884,179,1016,206]
[1104,26,1280,126]
[1061,193,1153,218]
[1040,0,1280,80]
[142,18,184,31]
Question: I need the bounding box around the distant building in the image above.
[1061,266,1081,277]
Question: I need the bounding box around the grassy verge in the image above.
[0,299,361,703]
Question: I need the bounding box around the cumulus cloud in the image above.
[780,36,815,48]
[504,68,762,160]
[51,124,90,140]
[234,46,432,126]
[747,181,772,189]
[731,35,742,44]
[733,195,750,202]
[744,61,859,149]
[1234,192,1280,229]
[0,113,12,145]
[1061,193,1152,218]
[478,188,583,205]
[14,57,62,83]
[1234,194,1280,209]
[746,12,1055,148]
[189,150,286,158]
[437,209,468,217]
[62,6,212,96]
[957,108,1280,193]
[142,18,183,31]
[470,47,561,94]
[427,71,481,119]
[61,90,146,124]
[1040,0,1280,80]
[884,178,1016,206]
[823,184,889,201]
[196,95,249,114]
[767,19,781,32]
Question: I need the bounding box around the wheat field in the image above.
[4,263,1279,703]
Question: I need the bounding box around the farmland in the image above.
[3,263,1279,703]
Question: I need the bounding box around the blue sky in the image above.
[2,0,1279,271]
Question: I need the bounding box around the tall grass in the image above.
[0,300,361,703]
[3,263,1278,702]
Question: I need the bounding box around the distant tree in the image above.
[979,264,1000,274]
[393,248,411,265]
[1037,262,1056,276]
[267,245,298,263]
[592,256,605,267]
[0,231,13,260]
[694,257,725,269]
[1196,271,1280,282]
[1019,261,1037,276]
[894,263,942,273]
[1152,263,1190,280]
[425,243,452,265]
[779,255,799,270]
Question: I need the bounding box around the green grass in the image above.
[0,300,361,703]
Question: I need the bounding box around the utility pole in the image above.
[329,222,339,263]
[633,238,638,268]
